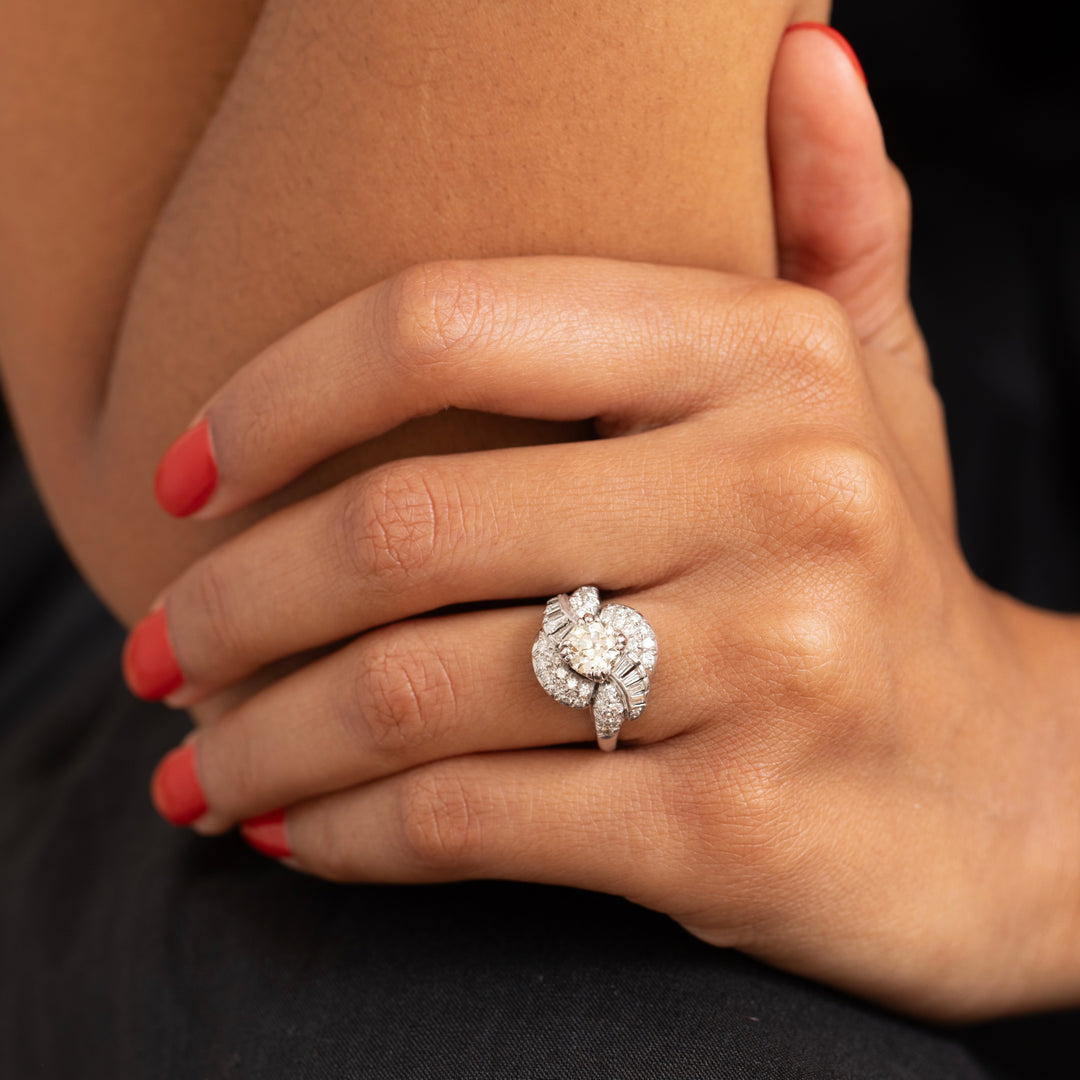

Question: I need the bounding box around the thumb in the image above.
[769,23,926,370]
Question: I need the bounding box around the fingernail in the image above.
[784,22,867,86]
[123,608,184,700]
[151,744,208,826]
[154,418,218,517]
[241,810,292,859]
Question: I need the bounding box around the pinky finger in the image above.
[247,749,675,900]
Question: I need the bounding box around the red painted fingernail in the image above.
[241,810,291,859]
[154,418,218,517]
[784,22,867,86]
[151,744,208,826]
[123,608,184,700]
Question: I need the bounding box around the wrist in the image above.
[983,588,1080,1010]
[993,589,1080,710]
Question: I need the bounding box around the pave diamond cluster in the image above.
[532,586,658,748]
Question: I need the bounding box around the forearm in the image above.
[4,0,828,623]
[0,0,264,515]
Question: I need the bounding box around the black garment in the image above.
[2,4,1079,1077]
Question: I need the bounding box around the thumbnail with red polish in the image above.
[784,22,867,86]
[151,744,208,826]
[154,418,219,517]
[242,810,292,859]
[123,608,184,700]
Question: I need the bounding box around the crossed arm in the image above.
[0,0,826,623]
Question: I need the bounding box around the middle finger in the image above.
[124,424,711,701]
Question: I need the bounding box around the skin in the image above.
[0,0,827,626]
[0,0,265,538]
[135,33,1080,1022]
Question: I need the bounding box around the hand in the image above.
[124,26,1080,1020]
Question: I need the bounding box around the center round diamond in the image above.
[560,619,624,678]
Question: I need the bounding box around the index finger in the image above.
[153,256,771,519]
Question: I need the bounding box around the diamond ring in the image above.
[531,586,658,750]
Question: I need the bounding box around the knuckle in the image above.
[752,604,855,714]
[397,768,483,871]
[789,290,859,382]
[381,260,501,372]
[765,440,901,564]
[349,631,459,758]
[338,462,455,586]
[736,587,895,756]
[754,282,862,402]
[180,557,244,674]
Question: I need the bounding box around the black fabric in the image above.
[2,3,1079,1077]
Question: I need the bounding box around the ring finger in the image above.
[154,593,686,834]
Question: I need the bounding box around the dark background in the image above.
[835,0,1080,612]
